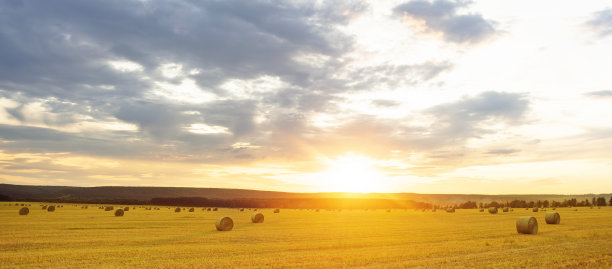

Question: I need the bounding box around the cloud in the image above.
[0,0,533,186]
[424,91,530,145]
[393,0,496,43]
[587,8,612,37]
[585,90,612,98]
[371,100,401,107]
[485,149,520,155]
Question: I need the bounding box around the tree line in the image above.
[2,194,611,209]
[451,196,612,209]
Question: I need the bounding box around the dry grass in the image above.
[1,203,611,268]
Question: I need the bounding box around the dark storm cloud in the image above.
[393,0,496,43]
[587,8,612,37]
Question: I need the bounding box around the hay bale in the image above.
[532,207,538,212]
[251,212,264,223]
[315,209,320,212]
[516,216,538,234]
[174,207,181,213]
[19,207,29,215]
[488,207,498,214]
[274,208,280,213]
[479,208,484,212]
[240,208,244,211]
[47,206,56,212]
[105,206,114,211]
[502,207,509,212]
[115,209,124,216]
[42,205,47,210]
[189,208,195,212]
[446,208,455,213]
[124,207,129,211]
[207,208,211,211]
[215,217,234,231]
[213,208,218,211]
[432,208,436,212]
[552,207,556,210]
[545,212,560,224]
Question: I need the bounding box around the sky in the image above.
[1,0,612,194]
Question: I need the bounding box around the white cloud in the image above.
[107,60,144,72]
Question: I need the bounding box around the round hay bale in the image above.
[479,208,484,212]
[215,217,234,231]
[532,207,538,212]
[488,207,498,214]
[446,208,455,213]
[207,208,211,211]
[174,207,181,213]
[189,208,195,212]
[213,208,218,211]
[124,207,129,211]
[19,207,29,215]
[573,209,578,211]
[42,205,47,210]
[47,205,55,212]
[251,212,264,223]
[315,209,320,212]
[114,209,124,216]
[545,212,560,224]
[516,216,538,234]
[239,208,244,211]
[105,206,114,211]
[431,208,436,212]
[274,208,280,213]
[502,207,509,212]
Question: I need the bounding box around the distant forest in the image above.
[1,184,610,209]
[2,195,611,210]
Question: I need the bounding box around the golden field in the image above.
[1,203,611,268]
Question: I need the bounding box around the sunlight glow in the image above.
[318,153,388,193]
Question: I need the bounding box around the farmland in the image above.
[1,203,611,268]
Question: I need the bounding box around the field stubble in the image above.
[1,204,611,268]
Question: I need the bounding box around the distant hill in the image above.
[0,183,607,205]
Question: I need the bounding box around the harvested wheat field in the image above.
[1,202,611,268]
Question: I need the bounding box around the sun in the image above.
[318,153,388,193]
